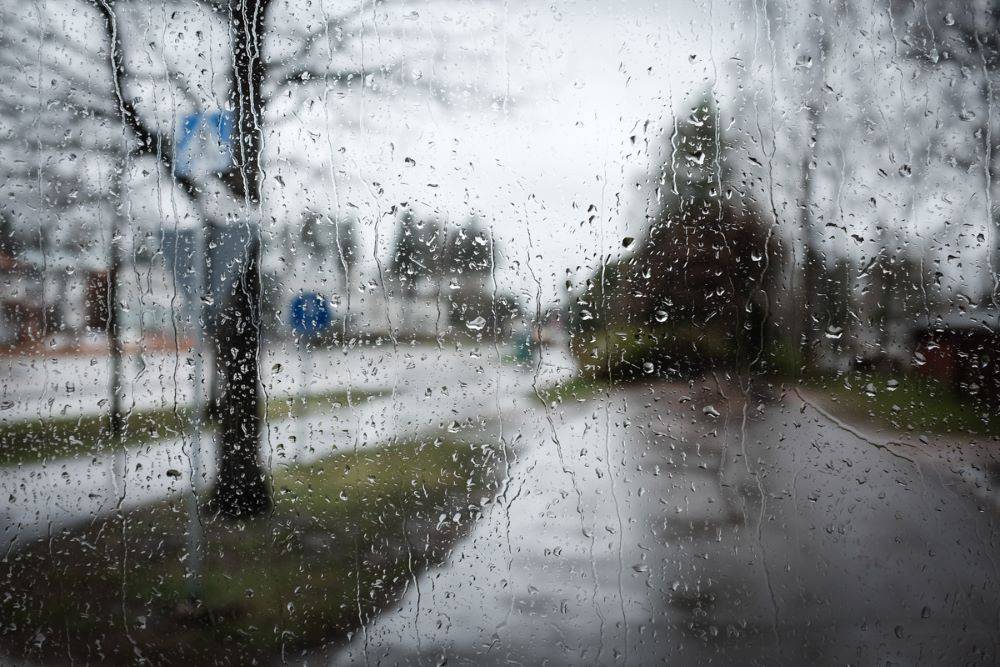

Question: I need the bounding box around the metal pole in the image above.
[185,219,206,601]
[108,171,125,503]
[298,333,310,449]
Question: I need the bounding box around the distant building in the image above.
[912,309,1000,406]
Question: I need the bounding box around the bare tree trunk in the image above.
[210,236,270,517]
[107,190,124,451]
[209,0,271,517]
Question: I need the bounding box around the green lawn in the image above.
[537,367,999,439]
[0,387,387,466]
[808,372,998,437]
[0,435,503,664]
[533,374,613,406]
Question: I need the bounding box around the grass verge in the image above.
[0,387,387,466]
[533,374,613,405]
[806,372,998,438]
[0,435,503,665]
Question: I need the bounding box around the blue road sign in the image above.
[290,292,333,336]
[176,111,233,177]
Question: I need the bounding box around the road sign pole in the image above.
[175,108,233,600]
[185,220,206,601]
[289,292,332,452]
[298,334,310,450]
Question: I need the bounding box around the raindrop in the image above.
[465,316,486,331]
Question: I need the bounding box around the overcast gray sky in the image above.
[257,0,741,304]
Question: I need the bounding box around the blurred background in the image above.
[0,0,998,664]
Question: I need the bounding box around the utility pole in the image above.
[185,217,207,601]
[108,168,126,503]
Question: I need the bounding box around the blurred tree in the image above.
[881,0,999,307]
[388,208,445,334]
[297,210,358,293]
[444,217,492,276]
[333,217,359,284]
[571,89,779,379]
[443,218,501,334]
[299,211,329,264]
[389,208,442,295]
[0,211,19,258]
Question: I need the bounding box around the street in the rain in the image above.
[0,342,998,664]
[2,0,1000,663]
[323,377,1000,665]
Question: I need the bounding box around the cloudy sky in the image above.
[237,0,747,304]
[8,0,991,306]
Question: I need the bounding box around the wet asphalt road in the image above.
[319,380,1000,666]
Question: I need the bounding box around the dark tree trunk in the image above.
[107,206,124,449]
[210,237,271,517]
[209,0,272,518]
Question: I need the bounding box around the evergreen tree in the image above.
[572,89,778,377]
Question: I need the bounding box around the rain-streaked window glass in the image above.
[1,0,998,664]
